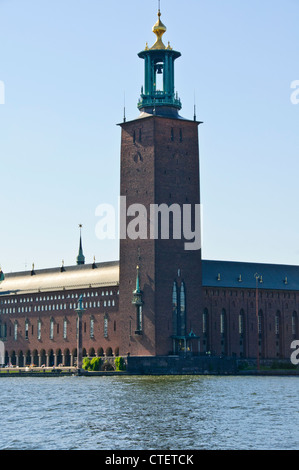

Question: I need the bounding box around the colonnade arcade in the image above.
[5,346,116,367]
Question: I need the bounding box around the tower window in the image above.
[171,128,174,141]
[179,129,183,142]
[139,129,142,142]
[133,130,136,143]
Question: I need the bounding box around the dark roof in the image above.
[202,260,299,291]
[1,259,299,296]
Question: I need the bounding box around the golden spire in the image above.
[150,9,167,50]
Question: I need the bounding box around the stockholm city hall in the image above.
[0,9,298,371]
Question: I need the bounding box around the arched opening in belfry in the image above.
[154,62,164,92]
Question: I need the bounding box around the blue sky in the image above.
[0,0,299,273]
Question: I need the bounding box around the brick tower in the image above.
[118,9,202,357]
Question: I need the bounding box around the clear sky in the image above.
[0,0,299,273]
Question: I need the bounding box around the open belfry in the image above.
[0,8,299,370]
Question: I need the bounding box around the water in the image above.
[0,375,298,450]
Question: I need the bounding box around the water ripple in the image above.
[0,375,298,449]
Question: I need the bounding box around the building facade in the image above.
[0,10,298,366]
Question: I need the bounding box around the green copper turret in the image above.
[132,265,143,306]
[137,10,182,118]
[76,224,85,265]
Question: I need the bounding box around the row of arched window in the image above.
[202,309,298,336]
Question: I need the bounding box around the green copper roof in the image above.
[137,10,182,117]
[76,225,85,265]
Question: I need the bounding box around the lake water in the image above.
[0,375,298,450]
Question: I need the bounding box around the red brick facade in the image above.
[1,277,298,365]
[202,286,299,359]
[118,115,202,356]
[0,278,121,366]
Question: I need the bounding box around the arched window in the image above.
[179,282,186,336]
[220,309,226,335]
[104,314,108,338]
[63,318,67,339]
[239,309,245,335]
[172,281,178,336]
[37,319,42,340]
[292,312,298,337]
[239,309,246,357]
[275,311,282,357]
[25,319,29,340]
[275,311,281,336]
[258,310,263,335]
[50,317,54,340]
[136,306,143,333]
[203,308,208,334]
[202,308,209,353]
[220,309,227,355]
[90,317,94,339]
[14,321,18,341]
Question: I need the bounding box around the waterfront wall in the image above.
[126,355,238,375]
